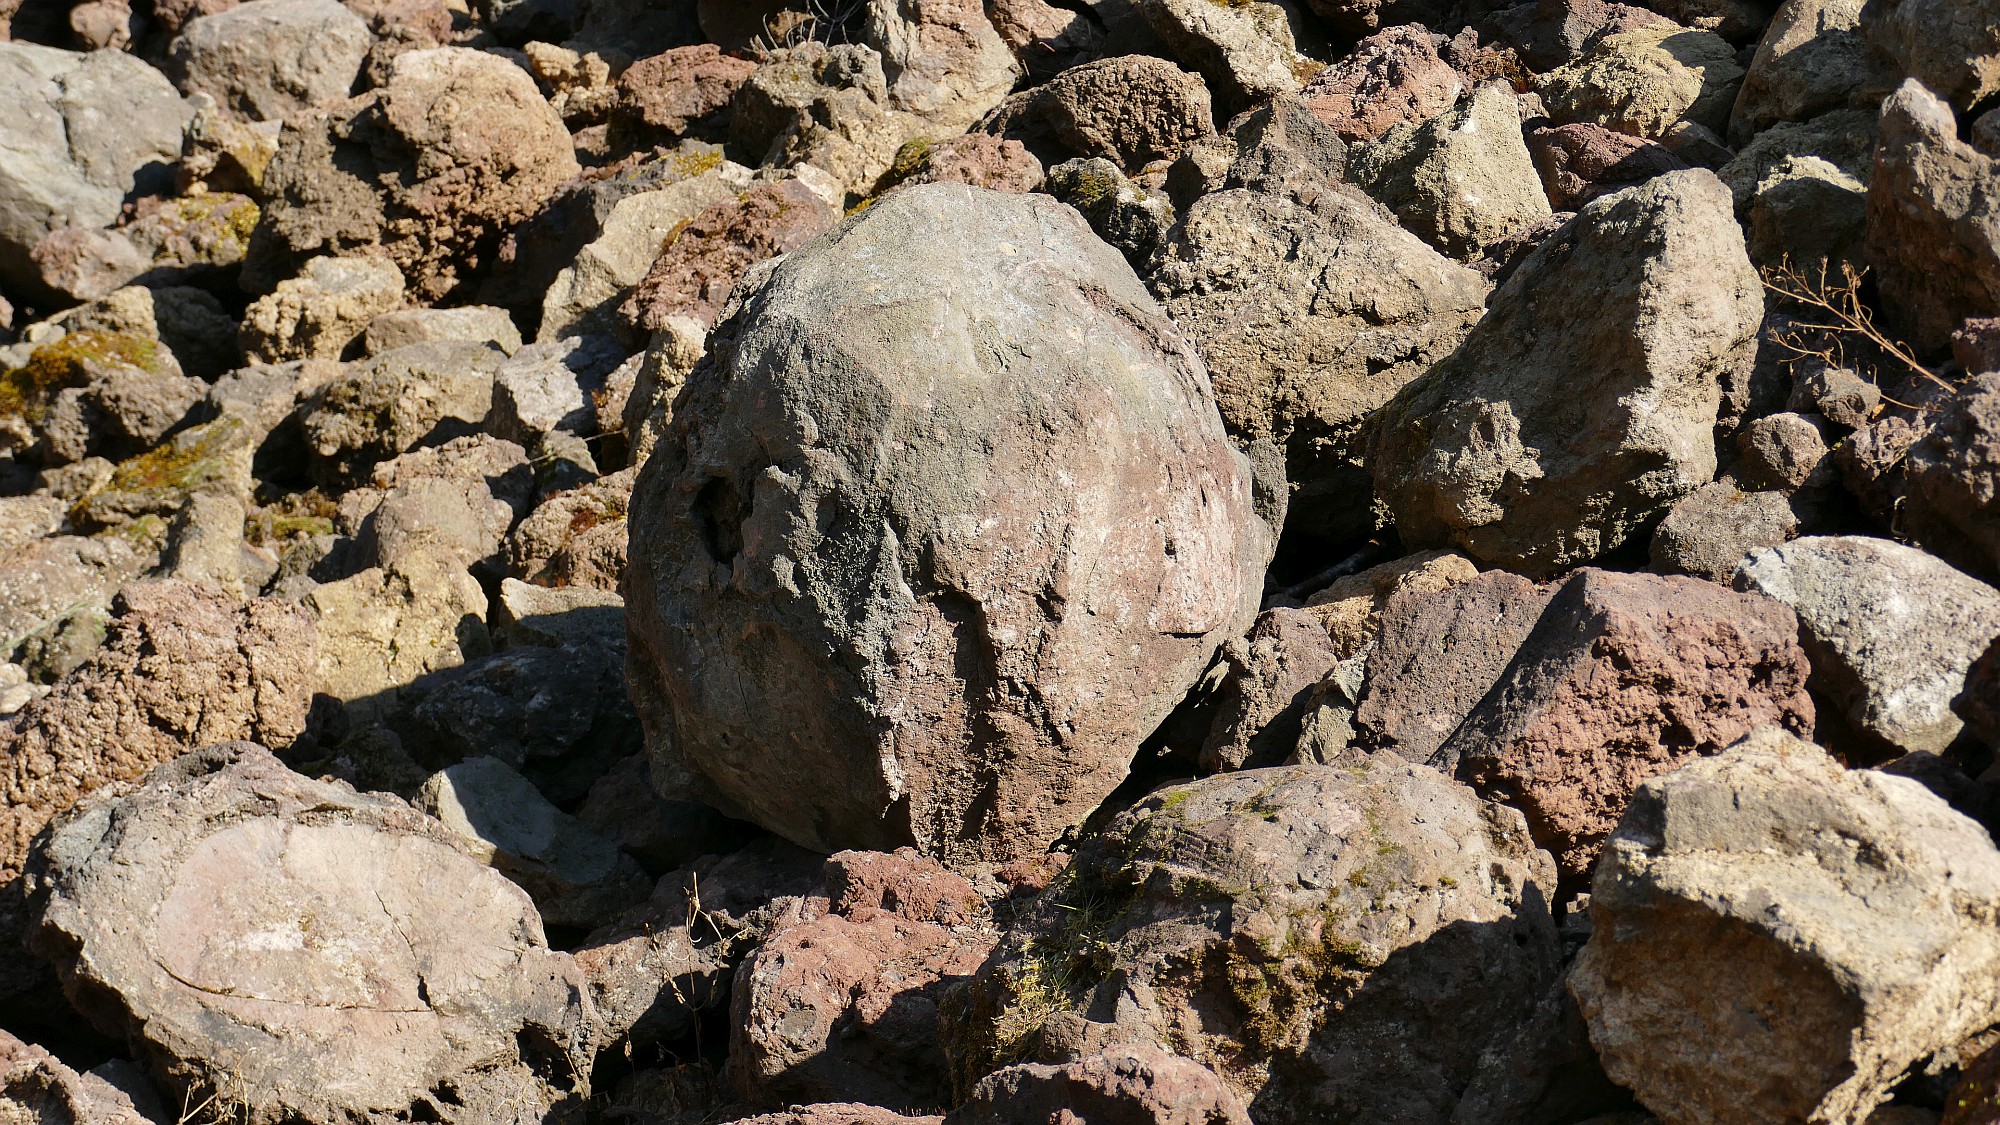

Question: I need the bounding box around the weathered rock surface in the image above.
[1904,375,2000,584]
[1728,0,1878,142]
[300,340,506,487]
[0,1031,163,1124]
[1860,0,2000,112]
[1537,25,1745,139]
[992,54,1214,170]
[1649,481,1799,582]
[1137,0,1312,113]
[626,184,1269,865]
[1571,729,2000,1125]
[1371,170,1760,578]
[945,1045,1252,1125]
[1302,548,1479,657]
[1299,25,1464,144]
[1348,81,1553,259]
[1865,80,2000,356]
[240,255,406,363]
[620,178,839,335]
[30,742,596,1125]
[1736,535,2000,755]
[1199,606,1341,772]
[1152,184,1487,542]
[1440,568,1815,884]
[947,762,1560,1125]
[169,0,373,122]
[1527,121,1691,210]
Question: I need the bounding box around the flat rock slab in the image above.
[30,743,594,1125]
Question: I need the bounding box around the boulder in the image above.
[1717,105,1875,209]
[0,330,205,468]
[626,184,1269,865]
[483,335,626,449]
[30,742,596,1125]
[1350,569,1554,766]
[1151,184,1487,542]
[299,340,507,487]
[1347,81,1553,260]
[945,1045,1252,1125]
[1371,170,1760,578]
[240,255,407,363]
[0,1032,163,1124]
[1570,729,2000,1125]
[0,43,187,296]
[252,46,579,302]
[989,54,1214,170]
[946,762,1560,1124]
[1438,568,1814,884]
[620,179,839,335]
[365,305,522,356]
[615,43,760,140]
[1649,481,1799,582]
[1735,535,2000,755]
[506,469,633,591]
[1727,0,1879,143]
[1866,81,2000,356]
[1904,375,2000,584]
[168,0,373,122]
[1136,0,1314,114]
[1744,153,1868,271]
[1041,157,1176,267]
[1536,24,1745,139]
[302,551,491,716]
[0,582,315,995]
[1301,548,1479,657]
[1526,121,1691,210]
[1299,24,1464,144]
[1860,0,2000,112]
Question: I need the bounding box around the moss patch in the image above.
[0,332,166,422]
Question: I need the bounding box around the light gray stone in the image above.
[169,0,373,122]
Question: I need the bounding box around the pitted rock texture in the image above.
[626,184,1270,866]
[29,743,597,1125]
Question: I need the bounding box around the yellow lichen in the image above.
[0,332,166,422]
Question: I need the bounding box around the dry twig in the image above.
[1759,258,1953,409]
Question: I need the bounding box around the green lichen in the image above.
[1059,166,1123,210]
[0,332,166,422]
[158,193,261,263]
[246,488,341,547]
[70,415,244,529]
[671,146,726,179]
[1223,906,1369,1056]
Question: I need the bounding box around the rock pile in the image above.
[0,0,1997,1122]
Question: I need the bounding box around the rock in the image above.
[538,159,753,342]
[491,577,622,648]
[1745,153,1869,270]
[1136,0,1313,114]
[1350,569,1554,766]
[0,534,147,673]
[339,434,533,572]
[252,46,580,302]
[1728,0,1878,142]
[946,762,1560,1124]
[1649,481,1799,582]
[1904,376,2000,583]
[1736,535,2000,755]
[1732,410,1834,493]
[416,755,652,930]
[1,330,205,468]
[573,752,749,876]
[169,0,373,122]
[1200,607,1341,772]
[881,133,1046,194]
[615,43,760,140]
[732,1107,941,1125]
[1537,24,1746,139]
[864,0,1021,134]
[1348,81,1553,259]
[0,43,187,297]
[30,191,260,304]
[0,583,315,995]
[1860,0,2000,113]
[300,340,507,487]
[51,283,243,382]
[1371,170,1760,578]
[485,334,625,447]
[1570,728,2000,1125]
[240,255,407,363]
[620,179,839,335]
[1526,121,1691,210]
[1299,24,1464,144]
[1866,81,2000,356]
[68,413,257,536]
[506,469,632,591]
[729,852,997,1110]
[1957,319,2000,375]
[1041,157,1176,267]
[1301,548,1481,657]
[945,1045,1251,1125]
[1947,1044,2000,1125]
[1482,0,1672,72]
[1439,568,1814,884]
[1151,184,1487,543]
[0,1031,163,1124]
[1222,92,1348,196]
[1717,105,1875,209]
[1002,54,1214,170]
[30,742,595,1125]
[988,0,1106,82]
[302,551,491,716]
[1303,0,1450,40]
[365,306,522,356]
[627,185,1269,865]
[1788,363,1881,428]
[578,841,824,1048]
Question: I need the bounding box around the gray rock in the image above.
[1373,169,1758,578]
[416,755,651,930]
[1136,0,1314,114]
[54,284,243,382]
[573,752,749,876]
[240,255,408,363]
[1199,607,1341,772]
[1716,106,1875,210]
[1536,24,1745,139]
[1735,535,2000,754]
[1745,154,1868,271]
[1787,364,1880,429]
[947,761,1560,1125]
[1570,728,2000,1125]
[302,551,491,718]
[1152,184,1487,543]
[492,577,623,648]
[1733,410,1835,492]
[168,0,373,122]
[0,43,188,296]
[1649,481,1799,583]
[626,184,1270,865]
[485,335,626,448]
[0,1032,163,1125]
[1727,0,1881,143]
[30,742,595,1125]
[1860,0,2000,112]
[300,340,507,487]
[1904,375,2000,584]
[1042,157,1176,267]
[339,434,534,572]
[1866,80,2000,356]
[1347,81,1554,260]
[504,469,632,592]
[364,305,522,356]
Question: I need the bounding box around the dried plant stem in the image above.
[1759,257,1953,407]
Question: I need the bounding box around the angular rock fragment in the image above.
[945,1045,1251,1125]
[300,340,506,487]
[1866,81,2000,355]
[1728,0,1879,142]
[1137,0,1314,114]
[1372,170,1760,578]
[1348,81,1553,259]
[627,185,1269,864]
[1537,24,1745,139]
[0,1031,163,1124]
[240,255,407,363]
[168,0,373,122]
[1860,0,2000,112]
[1200,607,1341,773]
[30,743,596,1125]
[620,179,838,334]
[1571,729,2000,1125]
[1649,481,1798,583]
[1904,375,2000,584]
[1299,24,1464,144]
[1526,121,1690,210]
[988,54,1214,170]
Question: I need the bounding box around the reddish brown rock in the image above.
[1301,25,1466,143]
[1440,568,1815,885]
[945,1045,1252,1125]
[0,582,316,995]
[1484,0,1674,71]
[616,44,760,140]
[1352,570,1554,766]
[1200,607,1342,772]
[1958,318,2000,375]
[1945,1038,2000,1125]
[884,133,1046,194]
[151,0,236,33]
[0,1031,161,1123]
[987,0,1104,80]
[731,1107,943,1125]
[1527,121,1691,209]
[1867,81,2000,354]
[728,850,998,1111]
[620,179,839,333]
